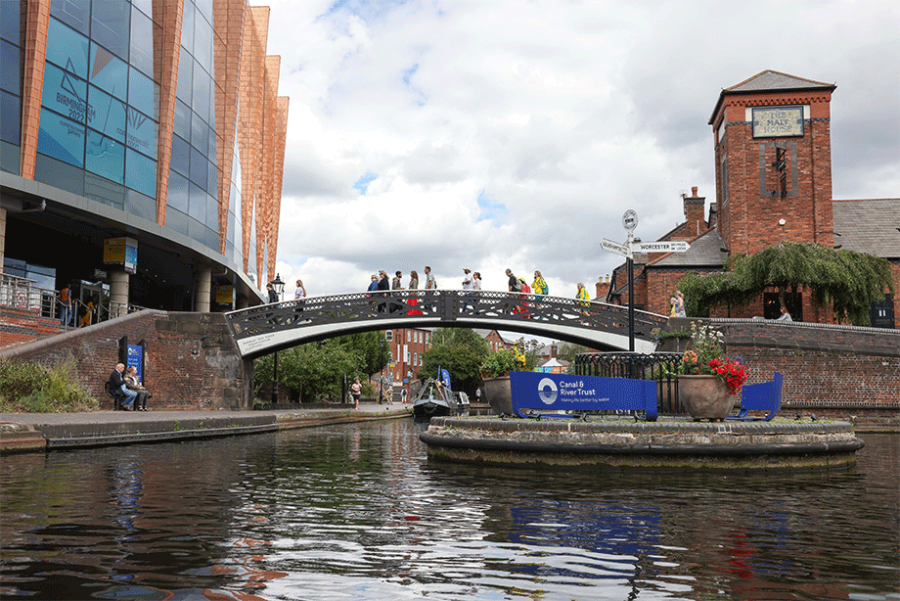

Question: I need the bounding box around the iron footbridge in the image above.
[225,290,668,358]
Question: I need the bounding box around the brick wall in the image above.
[714,319,899,407]
[0,311,251,411]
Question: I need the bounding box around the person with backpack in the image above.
[532,271,548,296]
[513,278,531,316]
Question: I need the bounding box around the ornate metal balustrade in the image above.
[225,290,667,358]
[574,351,685,414]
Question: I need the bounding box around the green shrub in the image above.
[0,358,99,413]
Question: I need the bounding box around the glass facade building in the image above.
[1,0,287,311]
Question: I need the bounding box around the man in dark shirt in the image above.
[506,269,519,292]
[109,363,137,410]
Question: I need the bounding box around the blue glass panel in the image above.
[2,140,22,174]
[125,147,156,198]
[1,40,20,94]
[85,129,124,184]
[128,68,155,118]
[181,2,194,54]
[37,107,85,167]
[188,181,206,222]
[46,18,89,78]
[126,188,156,222]
[226,211,235,244]
[176,49,192,103]
[207,123,217,157]
[193,11,212,70]
[125,106,156,159]
[191,110,206,155]
[1,0,21,44]
[87,85,125,142]
[1,90,21,145]
[49,0,89,36]
[132,0,152,18]
[129,7,154,76]
[170,134,190,177]
[89,43,128,101]
[167,169,189,212]
[207,158,217,197]
[173,99,191,140]
[42,62,88,123]
[205,191,219,230]
[85,170,125,208]
[91,1,129,60]
[165,205,189,236]
[195,0,213,25]
[190,145,207,189]
[192,62,211,125]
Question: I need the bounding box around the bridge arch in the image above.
[225,290,666,359]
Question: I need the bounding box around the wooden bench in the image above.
[726,372,783,421]
[509,372,658,421]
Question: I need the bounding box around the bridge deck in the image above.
[225,290,667,357]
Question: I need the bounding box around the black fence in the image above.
[573,352,685,415]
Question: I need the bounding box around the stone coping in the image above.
[420,416,865,471]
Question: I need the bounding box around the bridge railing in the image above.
[225,289,667,346]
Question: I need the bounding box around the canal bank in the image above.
[0,403,413,453]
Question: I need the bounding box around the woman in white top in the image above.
[295,279,306,300]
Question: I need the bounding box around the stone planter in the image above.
[483,376,512,416]
[678,374,735,421]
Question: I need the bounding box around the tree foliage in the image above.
[678,241,895,325]
[254,332,389,403]
[421,328,489,394]
[556,342,590,364]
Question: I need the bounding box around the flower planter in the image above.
[677,374,735,421]
[483,376,512,416]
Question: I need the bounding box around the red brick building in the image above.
[606,71,898,327]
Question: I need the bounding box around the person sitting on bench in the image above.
[124,366,150,411]
[109,363,137,411]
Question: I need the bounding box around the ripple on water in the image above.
[0,423,896,600]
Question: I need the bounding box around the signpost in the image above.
[601,210,691,352]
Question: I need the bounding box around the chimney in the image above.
[682,186,706,238]
[550,343,557,358]
[595,275,610,301]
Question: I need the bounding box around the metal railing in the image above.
[225,289,668,353]
[1,273,133,329]
[573,351,685,415]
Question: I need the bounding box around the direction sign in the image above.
[622,209,638,232]
[633,240,690,253]
[600,238,630,257]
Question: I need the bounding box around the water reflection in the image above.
[0,422,896,601]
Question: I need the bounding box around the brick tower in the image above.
[709,71,837,256]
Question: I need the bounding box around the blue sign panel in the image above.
[509,371,657,420]
[126,344,144,384]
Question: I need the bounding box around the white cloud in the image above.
[261,0,900,302]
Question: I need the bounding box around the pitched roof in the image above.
[833,199,900,259]
[709,70,836,124]
[643,228,728,268]
[726,70,834,93]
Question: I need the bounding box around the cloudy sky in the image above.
[261,0,899,302]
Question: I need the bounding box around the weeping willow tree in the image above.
[678,241,895,325]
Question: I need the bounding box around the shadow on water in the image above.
[0,421,896,601]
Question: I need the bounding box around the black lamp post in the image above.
[270,273,285,302]
[379,336,386,404]
[270,274,285,404]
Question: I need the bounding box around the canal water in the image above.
[1,420,897,601]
